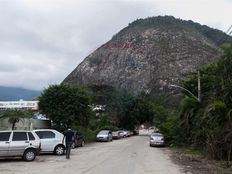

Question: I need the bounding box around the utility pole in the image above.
[198,70,201,102]
[226,25,232,36]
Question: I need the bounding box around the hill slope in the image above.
[0,86,40,101]
[64,16,232,95]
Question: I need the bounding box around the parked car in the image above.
[0,130,41,161]
[72,131,85,149]
[133,129,139,135]
[112,131,121,139]
[96,130,113,142]
[32,129,65,155]
[128,131,134,136]
[121,130,129,138]
[149,133,165,147]
[118,131,124,138]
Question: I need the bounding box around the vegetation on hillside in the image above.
[155,44,232,162]
[116,16,232,45]
[179,44,232,161]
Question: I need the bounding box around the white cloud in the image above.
[152,0,231,31]
[0,0,231,90]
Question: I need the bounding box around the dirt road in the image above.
[0,136,187,174]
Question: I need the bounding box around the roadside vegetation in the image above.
[176,44,232,162]
[0,109,33,130]
[38,44,232,165]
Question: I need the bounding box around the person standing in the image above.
[63,128,74,159]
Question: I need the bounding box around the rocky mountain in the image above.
[0,86,41,101]
[64,16,232,95]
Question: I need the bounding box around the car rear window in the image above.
[0,132,11,141]
[151,133,163,137]
[12,132,28,141]
[99,131,108,135]
[35,131,55,139]
[28,132,35,140]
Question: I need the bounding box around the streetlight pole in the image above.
[197,71,201,102]
[169,84,200,102]
[170,70,201,102]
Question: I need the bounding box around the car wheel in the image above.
[23,149,36,161]
[54,145,65,155]
[81,140,85,147]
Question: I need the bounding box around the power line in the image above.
[226,25,232,35]
[217,24,232,44]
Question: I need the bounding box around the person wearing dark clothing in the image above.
[63,128,74,159]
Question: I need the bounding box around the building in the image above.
[0,100,51,130]
[0,99,38,110]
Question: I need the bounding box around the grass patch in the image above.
[171,146,204,157]
[170,146,232,174]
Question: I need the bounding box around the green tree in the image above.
[121,97,155,130]
[38,83,92,129]
[0,109,32,130]
[176,44,232,161]
[87,84,137,129]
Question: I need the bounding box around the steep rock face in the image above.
[64,16,231,95]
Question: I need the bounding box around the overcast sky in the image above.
[0,0,231,91]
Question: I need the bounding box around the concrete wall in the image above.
[0,118,51,130]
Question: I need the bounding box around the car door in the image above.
[34,131,55,152]
[0,132,12,156]
[109,131,112,140]
[8,132,29,156]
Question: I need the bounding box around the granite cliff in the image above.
[64,16,232,95]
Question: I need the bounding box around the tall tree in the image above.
[39,83,92,129]
[0,109,32,130]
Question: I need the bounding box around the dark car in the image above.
[72,131,85,149]
[133,129,139,135]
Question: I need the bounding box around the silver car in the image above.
[112,131,122,139]
[0,130,41,161]
[149,133,165,147]
[96,130,113,142]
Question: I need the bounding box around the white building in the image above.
[0,99,38,110]
[0,100,50,130]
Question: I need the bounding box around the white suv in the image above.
[0,130,41,161]
[32,129,65,155]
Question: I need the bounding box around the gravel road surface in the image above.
[0,136,186,174]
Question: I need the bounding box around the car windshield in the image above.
[151,133,163,137]
[99,131,108,135]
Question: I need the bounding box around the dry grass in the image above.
[170,147,232,174]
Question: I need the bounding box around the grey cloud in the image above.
[0,0,230,90]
